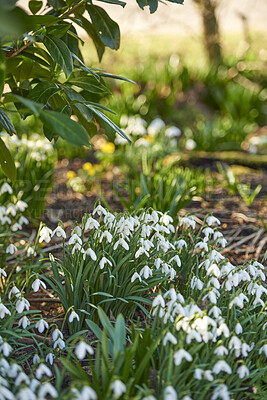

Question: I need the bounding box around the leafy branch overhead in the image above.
[0,0,183,182]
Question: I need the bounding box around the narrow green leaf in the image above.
[77,16,105,61]
[28,81,60,104]
[39,109,90,147]
[0,137,16,183]
[0,109,15,135]
[136,0,158,13]
[0,47,5,99]
[97,71,138,86]
[4,93,42,115]
[96,0,126,6]
[67,76,108,94]
[43,34,73,77]
[87,5,120,50]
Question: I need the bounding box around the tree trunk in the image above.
[193,0,223,65]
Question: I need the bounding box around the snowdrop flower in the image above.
[35,363,52,379]
[213,360,232,374]
[0,342,12,356]
[38,382,58,398]
[165,126,181,138]
[131,272,142,283]
[207,277,220,289]
[18,315,30,329]
[18,216,29,226]
[179,215,196,230]
[53,338,65,350]
[75,341,94,360]
[135,246,149,258]
[17,388,36,400]
[6,243,17,254]
[15,371,30,385]
[114,237,129,251]
[45,353,54,366]
[99,256,112,270]
[52,328,63,342]
[33,354,40,364]
[175,239,187,249]
[72,386,97,400]
[16,200,28,212]
[85,217,100,230]
[235,323,243,335]
[228,336,242,357]
[191,276,204,290]
[52,226,66,239]
[69,233,82,246]
[140,265,152,279]
[169,255,181,267]
[8,285,20,299]
[27,246,36,257]
[99,230,113,243]
[39,226,52,243]
[217,237,227,248]
[214,346,228,356]
[16,297,30,313]
[72,226,82,236]
[229,293,249,309]
[211,384,230,400]
[93,205,107,216]
[69,310,80,323]
[35,318,49,333]
[6,204,16,216]
[199,369,211,381]
[259,344,267,357]
[0,183,12,195]
[163,332,177,346]
[206,216,221,226]
[152,295,165,308]
[203,227,214,238]
[209,306,222,319]
[111,380,126,397]
[207,264,221,278]
[186,330,202,344]
[11,222,22,232]
[169,267,176,279]
[216,322,230,338]
[83,248,97,261]
[32,277,46,292]
[174,349,193,366]
[164,386,177,400]
[237,365,250,379]
[0,302,11,319]
[194,368,203,380]
[148,118,165,135]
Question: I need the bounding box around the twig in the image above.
[221,231,257,254]
[28,297,61,303]
[245,228,264,257]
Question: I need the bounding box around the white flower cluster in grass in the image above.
[0,205,266,399]
[115,114,181,147]
[1,133,53,163]
[0,183,29,233]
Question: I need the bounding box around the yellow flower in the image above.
[82,162,93,172]
[143,135,154,143]
[101,142,115,154]
[87,166,96,176]
[67,170,76,179]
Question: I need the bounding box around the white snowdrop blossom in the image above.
[85,217,100,230]
[131,272,142,283]
[99,230,113,243]
[38,382,58,398]
[214,346,228,356]
[179,215,196,230]
[206,216,221,226]
[259,344,267,357]
[111,380,126,397]
[83,248,97,261]
[69,233,82,246]
[0,341,12,356]
[140,265,152,279]
[194,368,203,380]
[114,237,129,251]
[163,332,178,346]
[174,349,193,366]
[35,363,52,379]
[169,255,181,267]
[212,360,232,375]
[39,226,52,243]
[75,341,94,360]
[92,205,107,216]
[0,183,13,195]
[32,278,46,292]
[45,353,55,366]
[0,303,11,319]
[35,318,49,333]
[18,315,30,329]
[211,384,230,400]
[235,323,243,335]
[72,386,97,400]
[164,386,177,400]
[69,310,80,323]
[237,365,250,379]
[16,200,28,212]
[52,328,63,342]
[52,226,66,239]
[16,297,30,314]
[33,354,40,364]
[6,243,17,254]
[99,256,112,270]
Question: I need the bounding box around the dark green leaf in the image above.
[98,71,138,86]
[21,51,52,70]
[0,7,35,37]
[166,0,184,4]
[0,137,16,183]
[31,14,57,25]
[96,0,126,6]
[87,5,120,50]
[43,34,73,77]
[47,0,66,9]
[76,17,105,62]
[63,87,93,124]
[28,81,60,104]
[66,77,108,94]
[0,109,15,135]
[47,23,72,38]
[0,0,17,12]
[29,0,43,14]
[86,105,130,143]
[136,0,158,13]
[0,47,5,98]
[39,110,90,147]
[5,93,43,115]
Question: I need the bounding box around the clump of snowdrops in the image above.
[1,133,56,218]
[0,205,266,399]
